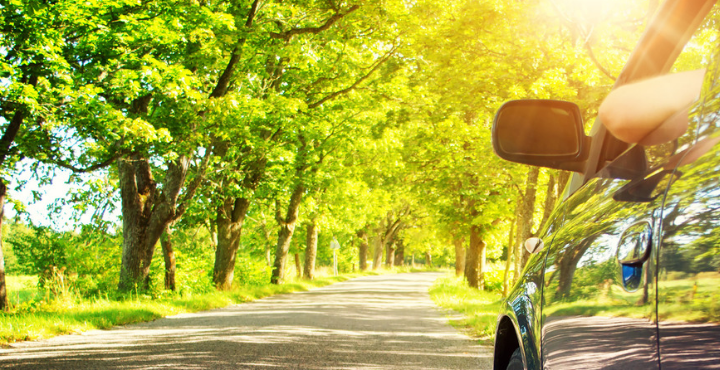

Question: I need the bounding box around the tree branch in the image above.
[270,5,360,41]
[210,0,259,98]
[307,45,397,109]
[53,151,126,173]
[275,199,285,224]
[174,147,213,220]
[584,42,616,81]
[0,109,23,168]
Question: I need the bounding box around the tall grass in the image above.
[5,275,41,309]
[429,273,503,345]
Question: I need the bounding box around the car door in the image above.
[540,146,665,369]
[656,43,720,369]
[539,8,718,368]
[540,124,703,369]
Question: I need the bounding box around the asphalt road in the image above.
[0,272,492,369]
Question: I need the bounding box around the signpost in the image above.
[330,237,340,276]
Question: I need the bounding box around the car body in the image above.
[491,1,720,369]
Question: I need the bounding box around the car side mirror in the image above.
[492,100,590,173]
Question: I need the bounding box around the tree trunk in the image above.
[395,239,405,266]
[372,232,384,270]
[212,197,251,290]
[117,155,192,292]
[502,218,516,297]
[464,237,473,281]
[209,221,218,249]
[294,253,301,278]
[478,238,487,291]
[514,167,540,280]
[261,218,274,267]
[374,212,404,270]
[385,242,395,268]
[118,156,156,291]
[356,229,369,271]
[453,236,465,277]
[425,251,432,267]
[466,224,482,289]
[140,159,191,289]
[537,173,557,234]
[0,180,8,310]
[160,228,176,291]
[271,183,304,285]
[212,153,267,290]
[212,223,240,290]
[272,224,296,284]
[304,221,318,279]
[0,77,34,310]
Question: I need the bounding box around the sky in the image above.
[6,160,120,231]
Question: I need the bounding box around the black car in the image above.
[491,1,720,369]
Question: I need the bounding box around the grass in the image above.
[429,273,503,345]
[0,270,389,345]
[5,275,41,308]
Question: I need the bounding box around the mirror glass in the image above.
[495,101,581,156]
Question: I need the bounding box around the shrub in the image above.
[234,255,272,286]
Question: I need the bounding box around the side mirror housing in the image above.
[492,100,589,173]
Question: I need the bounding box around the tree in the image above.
[199,0,404,288]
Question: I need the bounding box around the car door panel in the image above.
[541,172,661,369]
[657,49,720,368]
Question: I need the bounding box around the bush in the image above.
[482,263,505,292]
[234,255,272,286]
[7,225,68,288]
[4,222,122,297]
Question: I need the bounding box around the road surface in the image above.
[0,272,492,369]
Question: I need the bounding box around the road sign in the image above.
[331,237,340,276]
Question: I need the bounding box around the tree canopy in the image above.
[0,0,666,307]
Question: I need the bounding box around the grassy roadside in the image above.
[429,273,503,345]
[0,271,385,345]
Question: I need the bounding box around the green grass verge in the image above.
[0,271,385,345]
[429,274,502,345]
[5,275,41,307]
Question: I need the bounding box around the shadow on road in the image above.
[0,273,491,369]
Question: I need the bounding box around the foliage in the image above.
[0,0,681,349]
[233,255,272,286]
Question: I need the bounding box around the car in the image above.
[491,1,720,369]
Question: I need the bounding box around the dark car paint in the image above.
[655,52,720,368]
[491,1,720,369]
[495,106,720,370]
[494,202,567,370]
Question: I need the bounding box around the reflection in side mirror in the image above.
[525,237,544,254]
[492,100,589,173]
